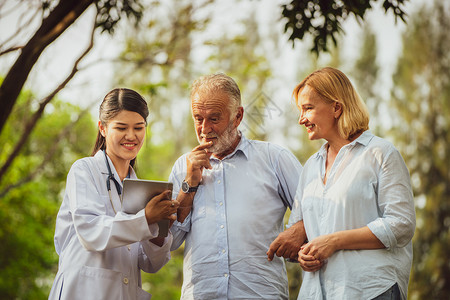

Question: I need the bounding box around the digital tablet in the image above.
[121,178,173,237]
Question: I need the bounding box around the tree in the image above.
[351,24,383,135]
[0,88,97,299]
[114,0,214,179]
[282,0,409,54]
[0,0,412,136]
[203,11,272,141]
[389,2,450,299]
[0,0,411,180]
[0,0,143,134]
[0,0,143,189]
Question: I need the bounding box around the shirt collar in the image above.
[94,150,109,174]
[314,130,374,160]
[352,130,373,146]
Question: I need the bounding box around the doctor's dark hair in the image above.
[91,88,149,167]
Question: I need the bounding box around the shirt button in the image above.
[224,273,228,277]
[127,246,131,251]
[220,225,224,229]
[217,180,221,184]
[222,249,226,253]
[123,277,129,284]
[219,202,223,206]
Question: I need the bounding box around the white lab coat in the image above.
[49,151,172,300]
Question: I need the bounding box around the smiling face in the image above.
[99,110,146,166]
[297,85,341,141]
[191,90,243,159]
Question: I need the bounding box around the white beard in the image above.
[198,121,239,156]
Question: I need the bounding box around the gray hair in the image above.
[190,73,241,116]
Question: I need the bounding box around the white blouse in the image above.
[289,131,415,300]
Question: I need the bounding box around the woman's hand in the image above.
[298,233,338,272]
[145,190,179,225]
[298,228,385,272]
[301,234,339,260]
[298,247,323,272]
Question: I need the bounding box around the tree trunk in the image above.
[0,0,94,135]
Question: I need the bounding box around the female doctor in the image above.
[49,88,179,300]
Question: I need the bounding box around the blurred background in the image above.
[0,0,448,299]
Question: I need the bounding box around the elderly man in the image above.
[169,73,303,299]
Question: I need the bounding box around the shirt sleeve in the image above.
[273,148,303,210]
[367,146,416,249]
[287,168,305,228]
[67,161,155,251]
[168,155,190,251]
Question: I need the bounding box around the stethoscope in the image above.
[104,150,123,214]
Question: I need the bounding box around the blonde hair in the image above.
[293,67,369,140]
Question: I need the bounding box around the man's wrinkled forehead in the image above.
[191,90,230,110]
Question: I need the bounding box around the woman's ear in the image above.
[98,121,106,137]
[334,102,343,119]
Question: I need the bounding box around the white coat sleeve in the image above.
[68,160,156,251]
[138,233,173,273]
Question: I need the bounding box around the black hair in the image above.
[91,88,149,167]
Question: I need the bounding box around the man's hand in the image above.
[267,220,306,261]
[176,142,213,223]
[185,141,213,186]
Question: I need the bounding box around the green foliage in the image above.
[95,0,144,34]
[115,0,210,181]
[0,88,97,299]
[282,0,409,54]
[203,12,273,141]
[389,2,450,299]
[351,24,384,136]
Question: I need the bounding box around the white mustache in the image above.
[201,134,218,139]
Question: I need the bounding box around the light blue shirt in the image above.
[288,131,415,300]
[170,134,302,299]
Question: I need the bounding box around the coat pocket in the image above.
[60,266,124,300]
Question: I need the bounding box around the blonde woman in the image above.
[275,67,415,300]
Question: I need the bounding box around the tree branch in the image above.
[0,46,23,56]
[0,105,94,199]
[0,0,94,136]
[0,23,96,185]
[0,3,40,54]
